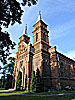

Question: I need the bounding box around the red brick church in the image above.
[14,12,75,91]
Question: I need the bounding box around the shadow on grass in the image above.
[0,94,75,100]
[11,90,75,95]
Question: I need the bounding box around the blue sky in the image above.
[9,0,75,59]
[0,0,75,76]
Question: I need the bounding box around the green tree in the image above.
[1,76,5,88]
[35,68,41,92]
[5,74,10,89]
[30,70,35,91]
[4,57,15,75]
[0,0,38,64]
[16,72,22,90]
[3,57,15,88]
[1,70,6,88]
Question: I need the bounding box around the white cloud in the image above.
[58,50,75,60]
[54,0,75,13]
[50,19,75,40]
[64,50,75,60]
[43,0,75,17]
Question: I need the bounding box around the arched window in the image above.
[43,33,46,42]
[36,33,38,42]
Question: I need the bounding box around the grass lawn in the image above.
[0,88,5,90]
[0,90,75,100]
[0,94,75,100]
[11,90,75,95]
[11,90,30,94]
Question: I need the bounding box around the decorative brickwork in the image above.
[14,13,75,91]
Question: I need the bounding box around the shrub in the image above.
[16,72,22,90]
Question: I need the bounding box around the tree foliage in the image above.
[0,0,38,64]
[16,72,22,90]
[1,75,5,88]
[4,74,13,89]
[22,0,38,6]
[30,70,35,91]
[35,68,41,92]
[0,29,16,64]
[3,57,15,88]
[3,57,15,75]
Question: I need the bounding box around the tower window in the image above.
[17,69,18,72]
[43,33,46,42]
[36,25,39,29]
[25,39,27,43]
[36,33,38,42]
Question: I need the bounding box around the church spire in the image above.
[23,24,28,36]
[37,11,42,22]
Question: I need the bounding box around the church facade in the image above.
[14,12,75,91]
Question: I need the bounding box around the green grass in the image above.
[11,90,30,94]
[35,90,75,95]
[0,88,5,90]
[0,90,75,100]
[11,90,75,95]
[0,94,75,100]
[0,93,12,96]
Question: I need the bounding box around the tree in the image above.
[22,0,38,6]
[16,72,22,90]
[3,57,15,75]
[5,74,11,89]
[3,57,15,88]
[35,68,41,92]
[0,0,38,64]
[1,70,6,88]
[30,70,35,91]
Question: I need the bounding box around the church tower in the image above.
[14,25,33,90]
[33,12,51,90]
[14,12,75,91]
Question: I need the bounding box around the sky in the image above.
[0,0,75,77]
[9,0,75,59]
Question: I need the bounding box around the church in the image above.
[14,12,75,91]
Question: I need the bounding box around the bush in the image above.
[30,70,35,91]
[35,68,41,92]
[16,72,22,90]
